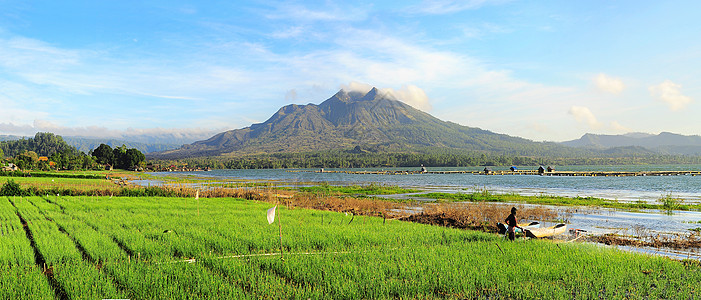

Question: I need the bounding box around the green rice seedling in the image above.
[0,197,55,299]
[11,197,127,299]
[3,195,700,299]
[0,265,54,299]
[105,260,248,299]
[29,197,128,262]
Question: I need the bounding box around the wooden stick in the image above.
[495,243,505,255]
[277,204,284,261]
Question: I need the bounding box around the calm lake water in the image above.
[150,165,701,204]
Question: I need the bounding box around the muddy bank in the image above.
[592,233,701,250]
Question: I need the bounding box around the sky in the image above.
[1,0,700,142]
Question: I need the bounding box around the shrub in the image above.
[658,193,681,214]
[0,179,25,196]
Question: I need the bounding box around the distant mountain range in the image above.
[150,88,575,159]
[561,132,701,155]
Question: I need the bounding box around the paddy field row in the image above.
[1,194,700,299]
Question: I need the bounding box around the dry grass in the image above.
[402,202,558,232]
[263,191,399,218]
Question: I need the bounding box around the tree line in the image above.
[1,133,145,171]
[149,147,701,170]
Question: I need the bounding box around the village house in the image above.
[2,163,20,172]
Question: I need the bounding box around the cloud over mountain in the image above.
[568,106,601,129]
[649,80,692,111]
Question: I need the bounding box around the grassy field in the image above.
[1,194,700,299]
[4,176,120,192]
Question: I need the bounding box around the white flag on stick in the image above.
[195,190,199,199]
[267,206,277,224]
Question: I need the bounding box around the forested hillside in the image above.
[1,133,145,171]
[0,132,80,158]
[149,147,701,170]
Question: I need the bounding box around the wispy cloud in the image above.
[265,3,368,22]
[0,120,221,141]
[610,121,631,133]
[568,106,602,129]
[338,82,432,111]
[594,73,625,95]
[270,25,307,39]
[407,0,509,15]
[459,23,511,39]
[649,80,692,111]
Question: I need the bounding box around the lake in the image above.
[148,165,701,204]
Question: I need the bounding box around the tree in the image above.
[124,148,146,169]
[49,151,68,170]
[113,145,128,169]
[109,145,145,169]
[14,151,39,170]
[91,144,114,165]
[0,179,24,196]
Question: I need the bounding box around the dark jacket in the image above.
[505,213,517,227]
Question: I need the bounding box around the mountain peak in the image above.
[623,132,654,139]
[360,87,380,101]
[335,87,389,102]
[151,88,549,158]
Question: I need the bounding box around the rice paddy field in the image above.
[7,176,119,192]
[2,194,700,299]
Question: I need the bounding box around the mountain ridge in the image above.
[561,132,701,155]
[150,88,572,159]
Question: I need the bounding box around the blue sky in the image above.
[1,0,699,142]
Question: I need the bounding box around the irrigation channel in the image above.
[141,165,701,261]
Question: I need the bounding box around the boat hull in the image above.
[524,223,567,238]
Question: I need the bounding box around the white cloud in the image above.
[271,26,306,39]
[339,82,373,94]
[381,85,432,112]
[265,4,367,22]
[594,73,625,95]
[285,89,298,102]
[338,82,432,112]
[610,121,631,133]
[0,122,35,136]
[460,23,510,39]
[649,80,692,111]
[408,0,509,14]
[0,120,220,141]
[568,106,602,129]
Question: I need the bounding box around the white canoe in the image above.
[524,223,567,238]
